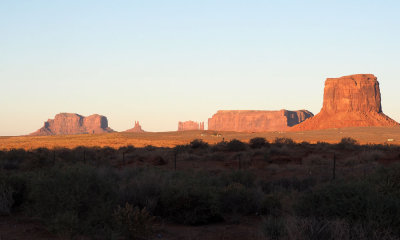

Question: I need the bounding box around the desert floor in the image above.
[1,126,400,150]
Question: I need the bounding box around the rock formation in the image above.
[125,121,145,133]
[208,110,313,132]
[291,74,398,131]
[178,121,205,131]
[30,113,114,136]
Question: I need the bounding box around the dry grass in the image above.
[1,126,400,150]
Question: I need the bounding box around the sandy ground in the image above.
[1,126,400,150]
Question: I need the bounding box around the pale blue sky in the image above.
[1,0,399,135]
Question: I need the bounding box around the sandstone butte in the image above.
[30,113,114,136]
[208,110,314,132]
[178,121,205,131]
[124,121,145,133]
[291,74,399,131]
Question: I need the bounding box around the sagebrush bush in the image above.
[226,139,247,152]
[27,164,118,236]
[249,137,269,149]
[219,182,260,215]
[294,180,400,235]
[260,216,286,240]
[0,181,13,215]
[159,177,221,225]
[336,137,359,151]
[274,138,296,147]
[190,139,209,149]
[114,203,155,240]
[259,194,282,217]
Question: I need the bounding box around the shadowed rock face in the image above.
[208,110,313,132]
[291,74,398,131]
[124,121,145,133]
[178,121,205,131]
[30,113,114,136]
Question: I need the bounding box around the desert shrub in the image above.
[158,176,221,225]
[283,216,399,240]
[274,138,296,147]
[249,137,269,149]
[27,164,118,236]
[260,216,286,240]
[144,145,156,151]
[226,139,247,152]
[0,173,27,215]
[372,164,400,196]
[211,141,227,152]
[294,180,400,235]
[359,150,385,163]
[302,154,328,166]
[22,148,54,170]
[0,181,13,215]
[113,203,155,240]
[259,194,282,217]
[219,182,260,215]
[315,141,331,151]
[336,137,359,151]
[269,145,291,156]
[205,152,225,161]
[118,145,135,153]
[118,168,165,213]
[220,170,256,188]
[190,139,209,149]
[1,149,27,170]
[260,177,316,194]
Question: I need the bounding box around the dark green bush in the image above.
[219,183,260,215]
[260,216,286,240]
[259,194,282,217]
[336,137,359,150]
[221,170,256,188]
[27,164,118,236]
[113,203,155,240]
[249,137,269,149]
[159,178,221,225]
[226,139,247,152]
[260,177,316,194]
[294,181,400,235]
[190,139,209,149]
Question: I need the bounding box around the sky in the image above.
[1,0,400,136]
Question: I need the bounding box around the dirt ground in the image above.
[1,126,400,150]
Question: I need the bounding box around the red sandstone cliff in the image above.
[291,74,398,131]
[208,110,313,132]
[30,113,114,136]
[178,121,205,131]
[125,121,145,133]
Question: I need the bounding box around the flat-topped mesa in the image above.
[178,121,205,131]
[30,113,114,136]
[125,121,145,133]
[323,74,382,113]
[291,74,399,131]
[208,109,313,132]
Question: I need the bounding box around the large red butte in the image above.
[291,74,398,131]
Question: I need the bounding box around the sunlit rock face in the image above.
[124,121,145,133]
[207,110,313,132]
[178,121,204,131]
[30,113,114,136]
[291,74,398,131]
